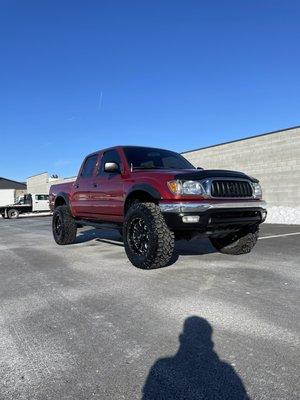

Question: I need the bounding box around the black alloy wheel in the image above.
[53,213,63,237]
[127,217,150,255]
[52,205,77,245]
[123,202,175,269]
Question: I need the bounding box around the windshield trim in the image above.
[123,146,195,170]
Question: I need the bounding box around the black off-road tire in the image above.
[210,225,259,255]
[52,205,77,245]
[124,202,175,269]
[8,209,19,219]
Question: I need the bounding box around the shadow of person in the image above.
[142,316,250,400]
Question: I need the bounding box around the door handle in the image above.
[74,184,79,189]
[93,183,98,188]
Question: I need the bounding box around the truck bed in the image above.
[49,182,74,209]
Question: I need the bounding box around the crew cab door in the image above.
[71,153,99,216]
[90,149,124,219]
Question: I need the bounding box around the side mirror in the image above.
[104,162,120,173]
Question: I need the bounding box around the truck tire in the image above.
[52,205,77,245]
[210,225,259,255]
[124,202,175,269]
[8,209,19,219]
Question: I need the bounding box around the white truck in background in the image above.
[0,194,50,219]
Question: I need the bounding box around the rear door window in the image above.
[81,155,98,177]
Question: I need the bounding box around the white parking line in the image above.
[259,232,300,240]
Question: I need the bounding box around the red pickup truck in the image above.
[49,146,267,269]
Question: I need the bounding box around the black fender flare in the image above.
[124,184,162,213]
[54,192,70,207]
[126,184,162,201]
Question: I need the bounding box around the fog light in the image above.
[261,210,267,222]
[182,215,200,223]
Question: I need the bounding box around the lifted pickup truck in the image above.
[49,146,267,269]
[0,194,50,219]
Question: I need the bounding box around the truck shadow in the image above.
[142,316,250,400]
[75,228,216,257]
[76,228,124,247]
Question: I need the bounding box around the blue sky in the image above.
[1,1,300,181]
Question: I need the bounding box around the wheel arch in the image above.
[54,192,69,208]
[124,184,162,214]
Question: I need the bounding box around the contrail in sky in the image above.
[98,91,103,110]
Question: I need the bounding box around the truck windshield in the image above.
[124,147,195,170]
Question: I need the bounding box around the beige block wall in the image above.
[27,173,76,195]
[27,172,49,194]
[182,127,300,208]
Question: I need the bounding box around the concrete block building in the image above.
[26,173,76,195]
[182,126,300,211]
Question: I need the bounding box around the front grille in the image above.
[211,180,253,198]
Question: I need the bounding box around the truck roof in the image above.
[85,145,178,159]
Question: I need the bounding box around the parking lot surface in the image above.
[0,216,299,400]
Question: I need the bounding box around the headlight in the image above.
[167,180,205,195]
[252,182,262,198]
[182,180,204,195]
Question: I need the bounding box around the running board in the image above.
[76,219,121,231]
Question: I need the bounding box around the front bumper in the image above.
[159,200,267,233]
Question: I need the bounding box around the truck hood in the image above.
[133,169,258,183]
[174,169,258,183]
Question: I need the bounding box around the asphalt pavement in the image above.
[0,216,299,400]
